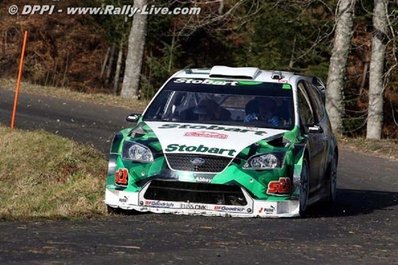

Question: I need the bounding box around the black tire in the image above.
[325,155,337,205]
[107,205,121,215]
[107,206,142,215]
[299,159,310,217]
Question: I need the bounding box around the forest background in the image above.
[0,0,397,138]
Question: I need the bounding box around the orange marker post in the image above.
[10,30,28,129]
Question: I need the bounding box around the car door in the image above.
[304,81,331,182]
[296,81,326,194]
[304,81,331,180]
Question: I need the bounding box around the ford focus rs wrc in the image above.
[105,66,338,218]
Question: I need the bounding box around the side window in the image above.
[305,81,325,121]
[297,82,314,125]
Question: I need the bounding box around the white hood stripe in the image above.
[145,122,287,158]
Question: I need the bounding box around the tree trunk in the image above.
[113,41,124,95]
[288,35,297,69]
[105,43,116,86]
[359,61,369,95]
[326,0,356,134]
[366,0,388,139]
[120,0,148,99]
[100,47,111,79]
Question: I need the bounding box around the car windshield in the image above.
[143,78,294,130]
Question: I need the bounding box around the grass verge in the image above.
[0,78,149,111]
[338,136,398,161]
[0,126,107,220]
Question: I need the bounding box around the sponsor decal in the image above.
[181,203,207,210]
[194,175,213,183]
[158,123,268,136]
[165,144,236,157]
[144,200,175,208]
[115,168,128,186]
[184,131,228,139]
[174,78,238,86]
[119,196,128,203]
[267,177,291,195]
[214,205,246,212]
[258,205,275,214]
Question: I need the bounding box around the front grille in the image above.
[144,180,247,205]
[165,153,232,173]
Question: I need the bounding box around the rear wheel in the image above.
[299,159,310,217]
[325,155,337,204]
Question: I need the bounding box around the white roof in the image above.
[173,66,297,83]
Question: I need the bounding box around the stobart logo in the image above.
[173,78,238,86]
[158,123,268,136]
[165,144,236,157]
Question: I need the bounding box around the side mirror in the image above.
[308,124,323,133]
[126,114,141,122]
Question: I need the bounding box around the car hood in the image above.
[144,121,288,158]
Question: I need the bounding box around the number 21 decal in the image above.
[115,168,128,186]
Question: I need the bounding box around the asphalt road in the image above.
[0,88,131,153]
[1,88,398,265]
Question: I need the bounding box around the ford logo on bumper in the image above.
[190,157,206,166]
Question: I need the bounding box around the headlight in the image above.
[243,153,284,170]
[122,142,154,162]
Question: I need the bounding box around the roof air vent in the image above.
[271,71,283,80]
[209,66,260,80]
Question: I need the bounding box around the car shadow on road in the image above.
[306,188,398,218]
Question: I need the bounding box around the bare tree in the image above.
[113,40,124,95]
[120,0,147,99]
[366,0,389,139]
[105,43,116,86]
[119,0,253,100]
[326,0,356,134]
[100,47,111,79]
[177,0,260,38]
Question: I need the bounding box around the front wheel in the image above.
[299,159,310,217]
[107,205,141,215]
[107,205,121,215]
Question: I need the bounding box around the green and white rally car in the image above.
[105,66,338,217]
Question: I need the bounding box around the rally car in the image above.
[105,66,338,217]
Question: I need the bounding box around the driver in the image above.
[194,99,218,121]
[244,97,282,126]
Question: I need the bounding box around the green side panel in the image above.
[283,126,301,143]
[211,163,290,200]
[106,156,167,192]
[239,146,250,157]
[106,121,167,192]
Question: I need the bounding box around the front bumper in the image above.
[105,181,300,218]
